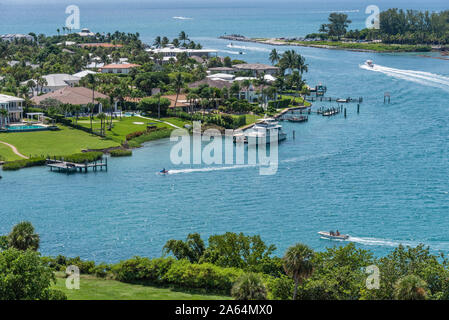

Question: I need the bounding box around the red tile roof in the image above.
[100,63,141,69]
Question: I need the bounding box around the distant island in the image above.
[221,8,449,53]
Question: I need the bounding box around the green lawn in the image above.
[53,275,231,300]
[73,116,179,143]
[0,143,22,161]
[0,126,118,160]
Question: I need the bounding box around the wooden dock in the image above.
[46,158,108,173]
[306,96,363,103]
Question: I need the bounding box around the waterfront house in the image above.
[232,63,279,76]
[208,67,235,74]
[31,86,110,113]
[77,28,95,37]
[0,94,24,125]
[146,47,218,59]
[21,74,81,94]
[0,33,34,42]
[99,63,141,74]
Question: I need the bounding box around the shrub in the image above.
[60,152,103,163]
[112,257,174,284]
[162,260,244,293]
[265,275,294,300]
[110,149,132,157]
[2,157,46,171]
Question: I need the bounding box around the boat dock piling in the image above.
[46,157,108,174]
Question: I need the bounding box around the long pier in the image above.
[305,96,363,103]
[46,158,108,173]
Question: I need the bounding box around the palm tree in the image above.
[7,221,40,251]
[36,76,47,94]
[231,273,267,300]
[241,79,252,101]
[283,243,314,300]
[179,31,189,46]
[97,112,107,136]
[162,37,170,48]
[153,36,162,48]
[86,73,97,131]
[0,108,9,128]
[394,275,428,300]
[173,73,184,109]
[269,48,280,65]
[57,28,60,36]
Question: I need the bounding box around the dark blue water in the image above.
[1,0,449,262]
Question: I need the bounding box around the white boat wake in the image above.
[167,164,256,174]
[172,16,193,20]
[360,63,449,92]
[226,44,270,52]
[219,49,245,55]
[347,236,418,248]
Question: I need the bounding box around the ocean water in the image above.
[1,0,449,262]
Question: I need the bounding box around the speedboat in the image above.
[159,169,169,174]
[365,60,374,68]
[318,231,349,240]
[244,118,287,145]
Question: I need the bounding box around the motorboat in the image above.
[365,59,374,68]
[318,231,349,240]
[244,118,287,145]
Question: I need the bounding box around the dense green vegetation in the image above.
[110,149,132,157]
[2,221,449,300]
[306,9,449,47]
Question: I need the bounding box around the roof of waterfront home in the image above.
[80,43,123,48]
[188,78,233,90]
[72,70,97,78]
[21,74,80,87]
[0,94,24,103]
[100,63,141,70]
[208,67,235,72]
[162,94,190,108]
[31,86,108,105]
[232,63,279,71]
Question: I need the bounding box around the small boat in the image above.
[365,59,374,68]
[159,169,169,174]
[318,231,349,240]
[287,116,308,123]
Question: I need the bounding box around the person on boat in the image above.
[160,168,168,173]
[336,230,340,236]
[330,230,334,236]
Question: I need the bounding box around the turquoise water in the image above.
[1,0,449,262]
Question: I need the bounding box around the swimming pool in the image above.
[5,125,49,132]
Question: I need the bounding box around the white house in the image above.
[99,63,140,74]
[0,94,24,125]
[77,28,95,37]
[21,74,81,94]
[0,34,34,42]
[146,47,218,58]
[232,63,279,76]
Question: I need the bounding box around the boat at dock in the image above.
[234,118,287,145]
[287,116,308,123]
[318,231,349,240]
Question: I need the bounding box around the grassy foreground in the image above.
[0,126,118,161]
[53,275,231,300]
[0,143,22,161]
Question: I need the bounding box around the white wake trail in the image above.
[360,64,449,91]
[168,164,255,174]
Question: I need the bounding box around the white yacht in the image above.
[242,118,287,145]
